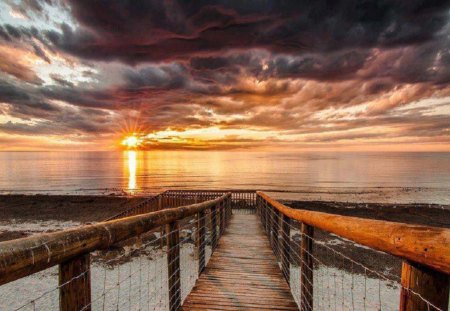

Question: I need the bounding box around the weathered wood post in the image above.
[167,221,181,311]
[281,214,291,283]
[216,203,223,238]
[220,201,226,235]
[271,208,280,258]
[268,204,273,244]
[399,261,449,311]
[159,195,165,248]
[228,195,232,220]
[300,223,314,311]
[198,209,206,274]
[225,196,230,223]
[262,200,267,233]
[211,204,218,250]
[255,195,259,215]
[264,201,269,234]
[59,253,91,311]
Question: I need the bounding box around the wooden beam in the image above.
[271,208,280,259]
[211,204,218,250]
[257,191,450,274]
[59,253,91,311]
[281,214,291,283]
[167,221,181,311]
[300,223,314,311]
[198,210,206,274]
[400,261,449,311]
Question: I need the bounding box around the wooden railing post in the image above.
[256,195,260,215]
[167,221,181,311]
[271,208,280,258]
[264,201,268,233]
[220,201,226,235]
[159,196,165,248]
[198,210,206,274]
[281,214,291,283]
[226,197,231,223]
[211,204,218,250]
[300,223,314,311]
[264,201,269,234]
[59,253,91,311]
[218,201,222,236]
[399,261,449,311]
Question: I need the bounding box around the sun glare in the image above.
[121,134,142,149]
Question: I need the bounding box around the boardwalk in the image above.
[182,213,298,310]
[1,190,448,311]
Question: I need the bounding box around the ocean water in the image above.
[0,151,449,204]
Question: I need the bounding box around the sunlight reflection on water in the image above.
[127,151,137,193]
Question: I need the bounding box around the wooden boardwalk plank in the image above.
[182,214,298,311]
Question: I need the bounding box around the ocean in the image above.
[0,151,449,204]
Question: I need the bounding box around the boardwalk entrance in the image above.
[182,213,298,310]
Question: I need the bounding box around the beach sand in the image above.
[0,194,147,242]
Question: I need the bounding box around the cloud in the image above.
[0,45,43,84]
[43,1,450,64]
[0,1,449,150]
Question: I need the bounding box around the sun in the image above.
[121,134,142,149]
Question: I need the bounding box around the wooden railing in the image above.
[106,189,256,221]
[0,193,232,311]
[256,191,450,311]
[163,190,256,210]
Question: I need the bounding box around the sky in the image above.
[0,0,449,151]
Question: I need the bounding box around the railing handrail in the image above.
[105,190,167,221]
[165,189,257,193]
[257,191,450,275]
[0,193,231,286]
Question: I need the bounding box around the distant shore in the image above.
[1,194,449,281]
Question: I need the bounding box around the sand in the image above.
[0,194,147,241]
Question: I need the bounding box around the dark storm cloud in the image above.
[124,64,189,89]
[0,79,61,118]
[50,74,74,87]
[46,0,450,64]
[0,79,118,135]
[40,86,118,109]
[0,24,55,64]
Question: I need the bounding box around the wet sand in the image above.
[0,194,147,242]
[286,200,450,228]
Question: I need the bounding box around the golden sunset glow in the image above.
[121,135,142,149]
